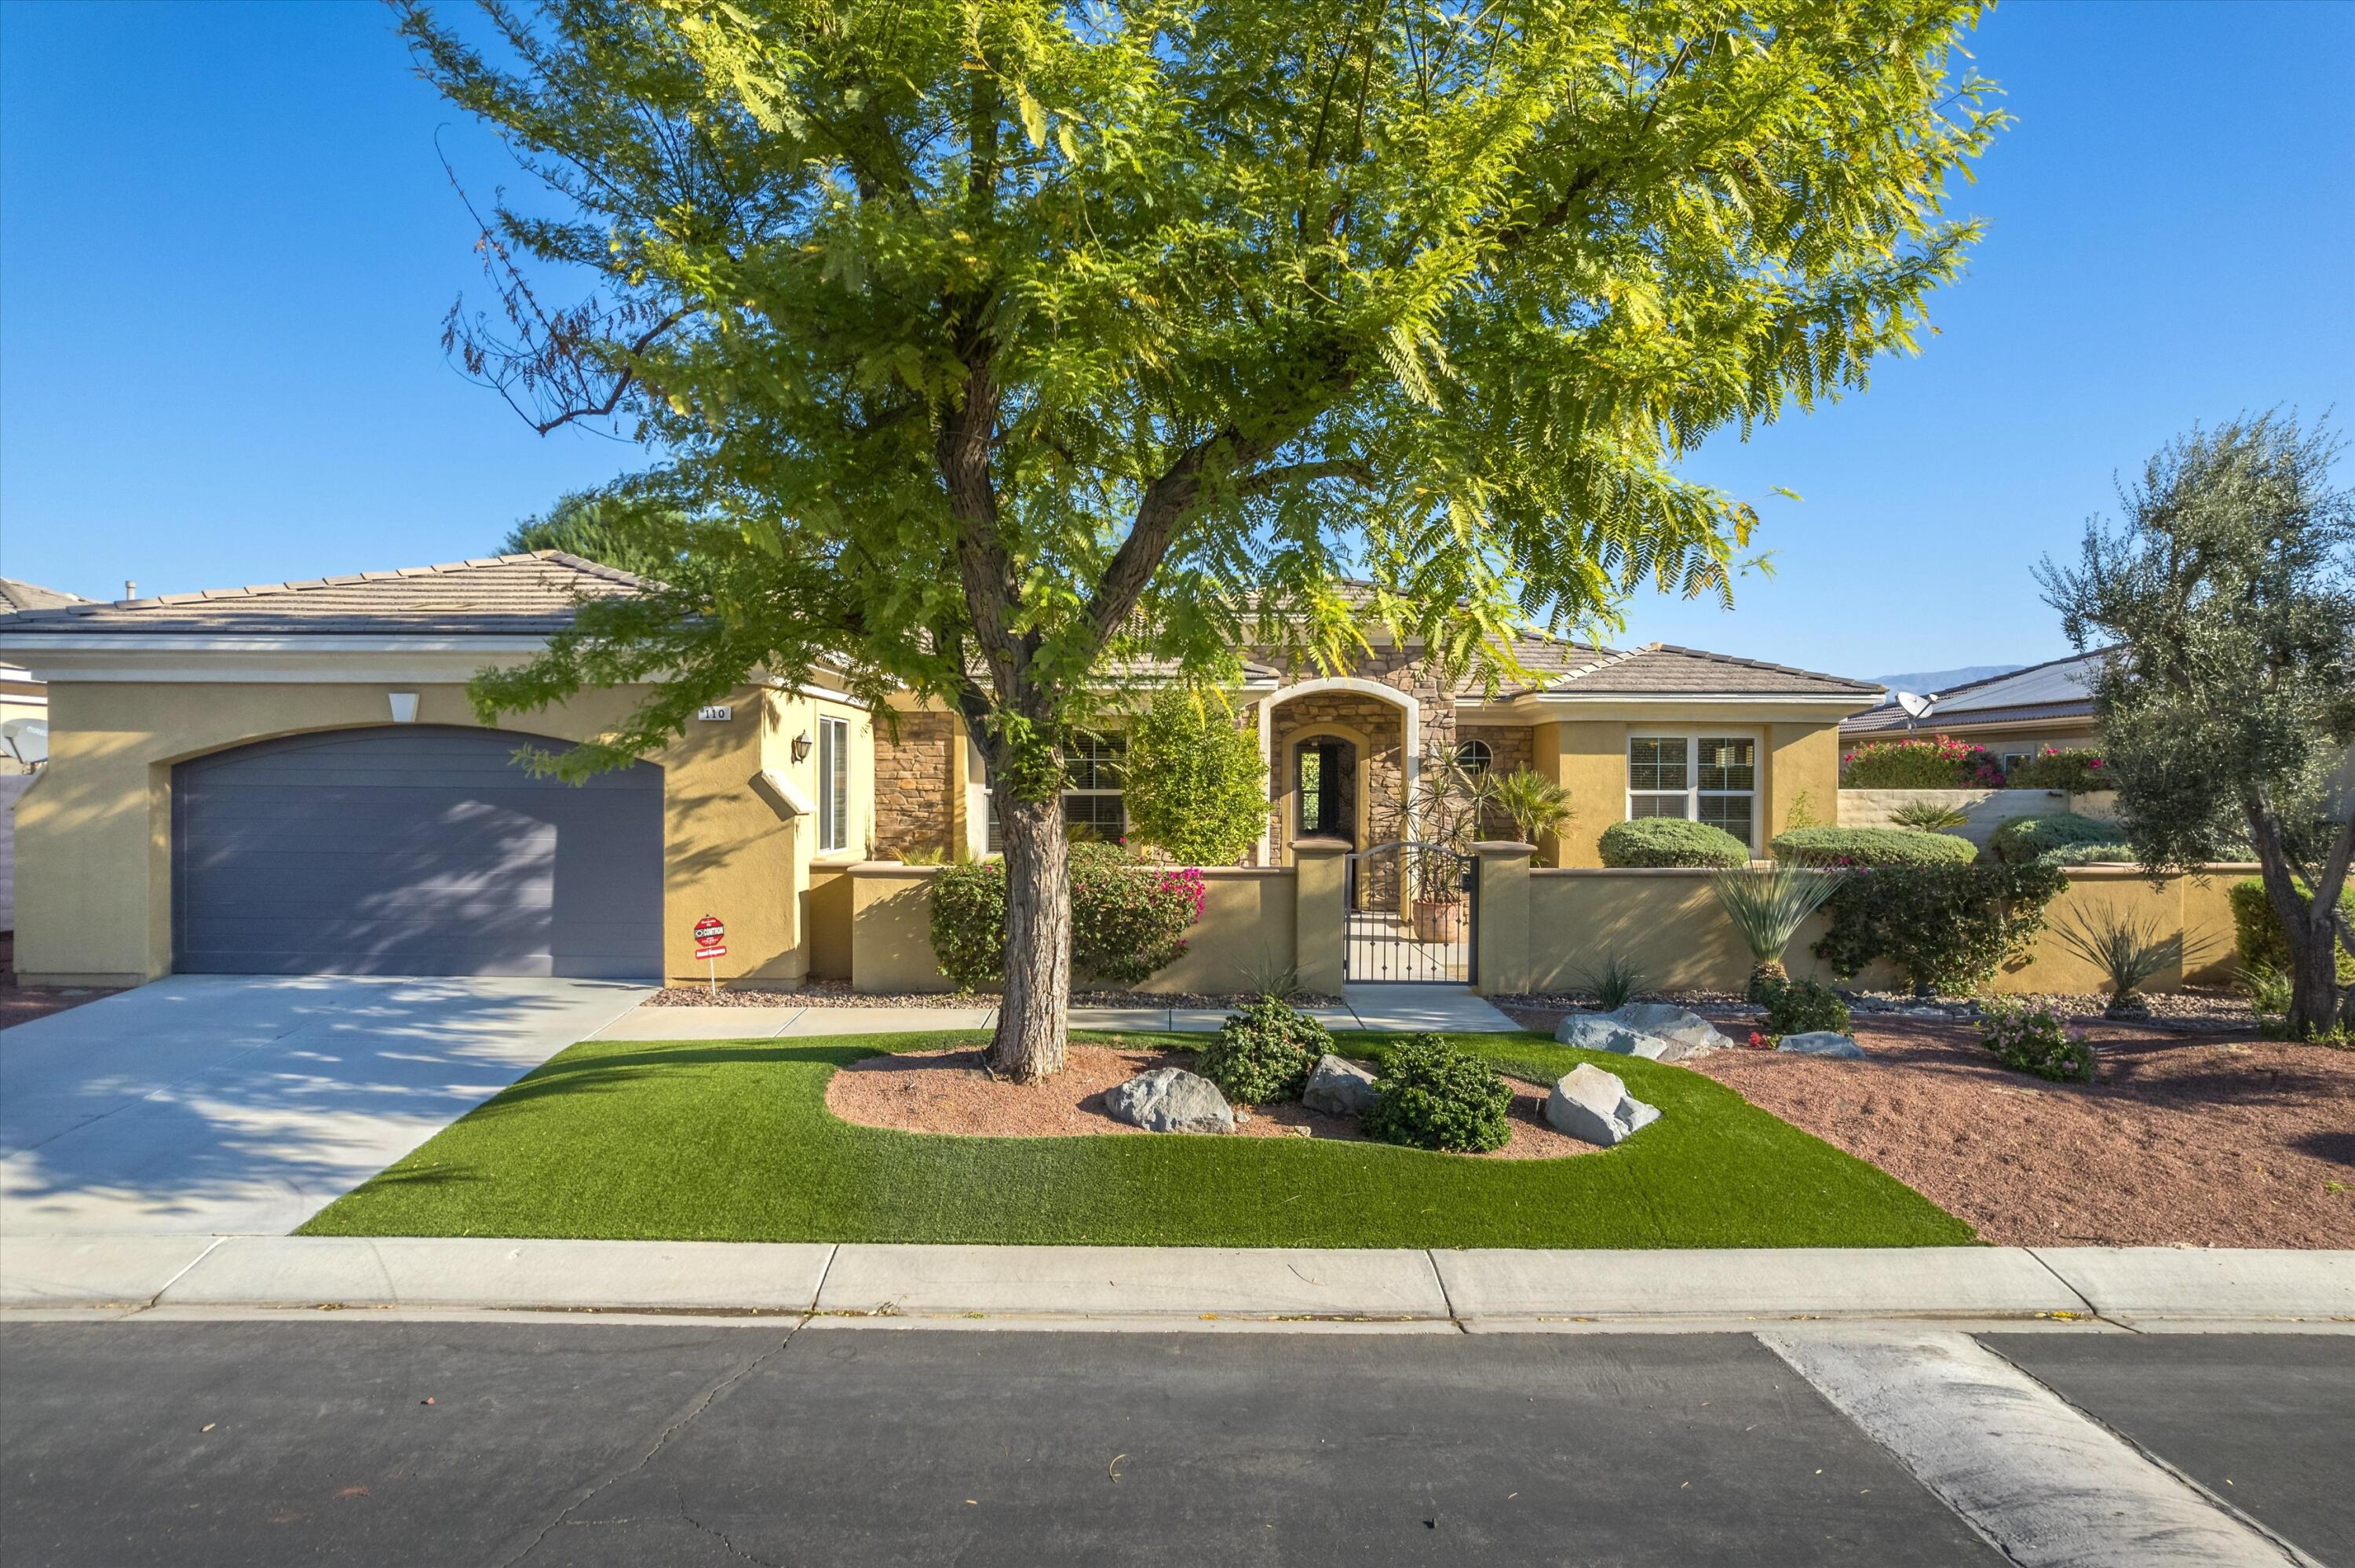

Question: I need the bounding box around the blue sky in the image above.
[2,1,2349,680]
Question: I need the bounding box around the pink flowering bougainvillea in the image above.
[1839,735,2006,789]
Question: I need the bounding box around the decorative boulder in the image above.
[1554,1014,1670,1059]
[1302,1054,1379,1118]
[1104,1067,1235,1133]
[1776,1031,1865,1059]
[1544,1064,1661,1147]
[1601,1003,1736,1061]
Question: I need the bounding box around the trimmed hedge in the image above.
[2003,746,2109,792]
[1771,826,1977,869]
[1361,1034,1513,1153]
[1196,997,1327,1104]
[1598,817,1748,869]
[2041,842,2135,866]
[2229,877,2355,983]
[1814,861,2068,994]
[1988,813,2117,865]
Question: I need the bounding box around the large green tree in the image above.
[502,489,685,579]
[405,0,2000,1079]
[2039,415,2355,1037]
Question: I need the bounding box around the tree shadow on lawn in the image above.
[301,1029,1976,1249]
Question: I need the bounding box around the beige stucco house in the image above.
[1,552,1883,988]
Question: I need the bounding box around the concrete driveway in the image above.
[0,975,646,1240]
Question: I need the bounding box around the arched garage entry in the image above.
[172,725,663,979]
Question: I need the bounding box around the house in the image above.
[1838,651,2102,771]
[1,575,88,772]
[0,552,1884,987]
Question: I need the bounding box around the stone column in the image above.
[1473,841,1534,997]
[1292,837,1351,996]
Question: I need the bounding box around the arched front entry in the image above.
[171,725,663,979]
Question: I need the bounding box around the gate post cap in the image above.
[1473,840,1538,856]
[1291,836,1353,852]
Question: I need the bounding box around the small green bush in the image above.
[1814,862,2069,995]
[1196,997,1327,1104]
[1978,1000,2097,1083]
[2039,842,2135,866]
[1361,1034,1513,1153]
[927,842,1204,990]
[1772,826,1977,869]
[1988,813,2118,865]
[1756,978,1852,1040]
[2228,877,2355,984]
[928,859,1010,990]
[1598,817,1748,868]
[2004,746,2109,792]
[1121,689,1270,866]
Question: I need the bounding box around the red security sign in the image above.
[693,916,725,949]
[694,944,727,959]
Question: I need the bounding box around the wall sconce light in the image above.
[791,729,812,764]
[388,692,419,724]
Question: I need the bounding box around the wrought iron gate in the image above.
[1342,841,1477,984]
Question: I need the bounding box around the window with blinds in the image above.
[817,715,849,852]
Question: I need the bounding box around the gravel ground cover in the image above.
[644,979,1341,1008]
[1492,986,2260,1035]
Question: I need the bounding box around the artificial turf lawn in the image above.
[299,1030,1973,1249]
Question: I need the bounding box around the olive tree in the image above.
[403,0,2001,1080]
[2039,414,2355,1037]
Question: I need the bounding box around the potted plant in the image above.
[1401,742,1484,942]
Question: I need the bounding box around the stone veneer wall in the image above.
[1269,693,1405,848]
[1455,723,1534,838]
[873,710,958,858]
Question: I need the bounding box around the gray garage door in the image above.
[173,726,663,979]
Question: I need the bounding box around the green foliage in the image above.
[2004,747,2109,792]
[1988,813,2118,865]
[1889,799,1972,831]
[1977,1001,2098,1083]
[2037,414,2355,1034]
[1773,826,1977,869]
[1815,862,2069,995]
[1756,978,1853,1041]
[1196,998,1329,1105]
[1783,789,1823,830]
[1361,1035,1513,1154]
[929,843,1203,989]
[2047,902,2172,1014]
[1711,865,1840,995]
[2229,878,2355,984]
[1840,735,2005,787]
[1121,691,1269,866]
[1581,954,1646,1012]
[2040,842,2135,866]
[1484,767,1574,854]
[500,490,685,582]
[1600,817,1748,869]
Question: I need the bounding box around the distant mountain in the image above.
[1868,663,2024,698]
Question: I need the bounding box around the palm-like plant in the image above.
[1711,865,1842,999]
[1889,798,1972,831]
[2048,903,2173,1018]
[1482,767,1573,857]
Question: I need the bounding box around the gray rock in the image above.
[1776,1030,1865,1059]
[1554,1013,1670,1059]
[1104,1067,1235,1133]
[1543,1063,1662,1147]
[1302,1054,1379,1118]
[1601,1003,1738,1061]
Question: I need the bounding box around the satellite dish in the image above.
[1895,691,1933,720]
[1,717,46,768]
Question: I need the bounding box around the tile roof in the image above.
[1488,633,1882,698]
[1840,650,2103,735]
[0,577,92,614]
[0,553,648,638]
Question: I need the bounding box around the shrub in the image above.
[1978,1000,2098,1083]
[2004,746,2110,793]
[1756,977,1852,1040]
[2228,877,2355,985]
[1814,862,2068,995]
[1772,826,1978,869]
[1840,735,2005,788]
[927,842,1204,990]
[1361,1034,1513,1153]
[1988,813,2120,865]
[1196,997,1327,1104]
[2047,902,2171,1016]
[1711,865,1841,997]
[1120,690,1270,865]
[1599,817,1748,868]
[2040,842,2135,866]
[1580,952,1646,1011]
[1889,798,1971,831]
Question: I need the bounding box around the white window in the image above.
[816,715,849,853]
[1628,733,1758,850]
[980,731,1127,851]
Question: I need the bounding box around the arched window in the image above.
[1455,738,1493,775]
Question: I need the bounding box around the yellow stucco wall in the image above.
[13,679,874,987]
[1528,714,1845,866]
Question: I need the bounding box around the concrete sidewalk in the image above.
[5,1236,2348,1330]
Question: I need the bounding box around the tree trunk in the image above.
[2245,790,2346,1038]
[988,793,1072,1082]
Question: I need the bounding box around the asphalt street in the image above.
[2,1321,2347,1567]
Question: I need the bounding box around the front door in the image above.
[1295,738,1353,845]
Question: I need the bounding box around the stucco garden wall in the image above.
[13,679,874,987]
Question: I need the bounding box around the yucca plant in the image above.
[1889,799,1972,832]
[1711,865,1842,1000]
[1482,767,1574,857]
[2048,903,2172,1018]
[1580,953,1646,1012]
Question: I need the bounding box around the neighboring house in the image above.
[1838,650,2105,770]
[1,576,89,772]
[0,552,1884,986]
